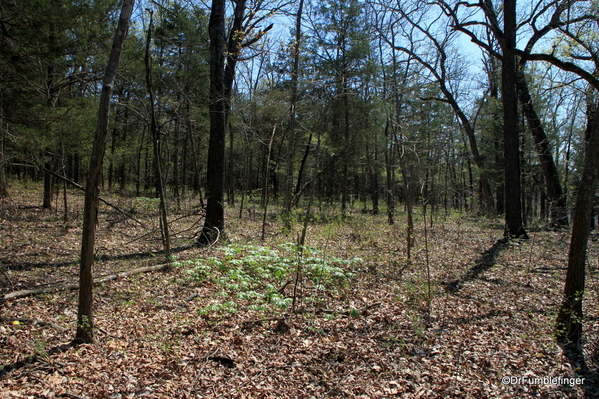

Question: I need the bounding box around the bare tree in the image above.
[440,0,597,229]
[441,0,599,361]
[369,0,495,214]
[283,0,305,229]
[76,0,135,344]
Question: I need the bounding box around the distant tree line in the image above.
[0,0,597,233]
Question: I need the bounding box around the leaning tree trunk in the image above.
[76,0,134,344]
[556,96,599,351]
[516,69,568,228]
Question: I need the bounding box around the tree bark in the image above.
[556,96,599,350]
[145,9,170,258]
[187,101,204,206]
[502,0,528,239]
[283,0,304,228]
[43,159,54,209]
[0,92,8,198]
[0,134,7,198]
[199,0,227,245]
[76,0,134,344]
[224,0,247,209]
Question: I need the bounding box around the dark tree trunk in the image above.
[341,91,350,214]
[145,10,170,258]
[371,141,379,214]
[43,160,53,209]
[224,0,246,209]
[199,0,227,245]
[384,120,395,225]
[516,69,568,228]
[76,0,134,344]
[293,132,312,207]
[135,127,145,197]
[502,0,528,239]
[556,97,599,351]
[0,94,8,198]
[188,114,204,206]
[283,0,304,227]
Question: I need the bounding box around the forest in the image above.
[1,0,599,397]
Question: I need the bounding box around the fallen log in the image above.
[2,263,171,301]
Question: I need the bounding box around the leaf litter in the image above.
[1,187,599,398]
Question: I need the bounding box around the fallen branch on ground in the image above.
[2,263,171,301]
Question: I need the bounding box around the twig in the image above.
[277,279,293,294]
[9,163,145,227]
[185,293,201,302]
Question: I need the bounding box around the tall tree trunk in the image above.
[516,69,568,228]
[0,92,8,198]
[283,0,304,228]
[199,0,227,245]
[145,10,170,258]
[224,0,246,210]
[384,120,395,225]
[43,159,54,209]
[135,127,145,197]
[341,90,350,214]
[556,96,599,351]
[502,0,528,238]
[293,132,312,207]
[76,0,134,344]
[187,111,204,207]
[485,52,505,214]
[371,138,379,214]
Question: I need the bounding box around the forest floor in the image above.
[2,184,599,398]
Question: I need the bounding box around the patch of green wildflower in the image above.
[178,243,360,315]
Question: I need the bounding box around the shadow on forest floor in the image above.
[0,340,78,380]
[562,342,599,398]
[444,238,508,293]
[1,244,194,272]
